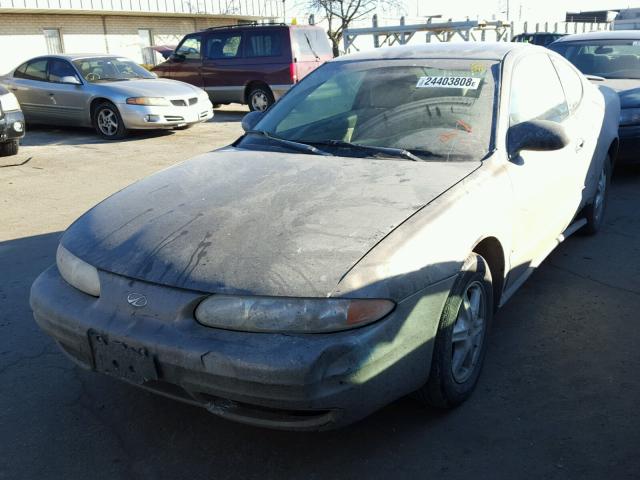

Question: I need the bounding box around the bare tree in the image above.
[303,0,401,56]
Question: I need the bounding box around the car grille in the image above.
[164,115,185,122]
[170,98,198,107]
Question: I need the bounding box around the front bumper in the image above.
[117,99,214,130]
[30,265,453,431]
[0,110,25,142]
[618,124,640,164]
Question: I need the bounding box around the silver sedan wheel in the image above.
[451,281,486,383]
[593,166,607,223]
[251,91,269,112]
[97,108,119,137]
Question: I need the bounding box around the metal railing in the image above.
[0,0,282,17]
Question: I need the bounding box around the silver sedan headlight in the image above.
[195,295,395,333]
[620,107,640,126]
[56,245,101,297]
[0,92,20,112]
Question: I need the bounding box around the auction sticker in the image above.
[416,76,481,89]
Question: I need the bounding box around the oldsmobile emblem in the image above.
[127,292,148,308]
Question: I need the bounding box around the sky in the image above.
[290,0,637,23]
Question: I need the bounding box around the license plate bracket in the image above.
[89,331,157,385]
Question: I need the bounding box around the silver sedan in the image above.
[0,54,213,139]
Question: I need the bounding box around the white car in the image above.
[0,54,213,139]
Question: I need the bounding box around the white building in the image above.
[0,0,283,73]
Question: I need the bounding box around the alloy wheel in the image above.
[593,166,607,223]
[451,281,487,383]
[97,108,119,137]
[251,91,269,112]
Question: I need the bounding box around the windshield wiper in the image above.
[246,130,332,156]
[309,139,431,162]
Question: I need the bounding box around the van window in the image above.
[292,29,332,58]
[245,30,282,57]
[176,35,202,60]
[205,33,242,59]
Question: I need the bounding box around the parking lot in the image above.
[1,107,639,479]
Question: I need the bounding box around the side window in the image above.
[204,33,242,59]
[48,59,79,82]
[13,62,29,79]
[551,57,583,113]
[175,35,202,60]
[20,59,49,81]
[245,30,282,57]
[510,54,568,125]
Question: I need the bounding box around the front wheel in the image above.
[247,86,274,112]
[93,102,127,140]
[416,253,494,408]
[581,156,611,235]
[0,139,19,157]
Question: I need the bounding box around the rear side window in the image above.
[245,30,282,57]
[15,59,48,81]
[13,62,29,78]
[204,33,242,59]
[551,57,583,113]
[509,54,568,125]
[175,35,201,60]
[292,29,333,58]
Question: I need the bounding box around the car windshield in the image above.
[549,40,640,79]
[238,59,499,161]
[72,57,155,82]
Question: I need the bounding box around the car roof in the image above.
[334,41,536,62]
[197,23,323,34]
[25,54,126,62]
[553,30,640,42]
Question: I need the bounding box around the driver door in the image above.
[167,33,204,88]
[505,53,578,288]
[44,58,87,125]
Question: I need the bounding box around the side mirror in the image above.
[61,76,82,85]
[170,53,185,63]
[241,111,264,132]
[507,120,570,159]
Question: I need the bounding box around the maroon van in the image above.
[152,24,333,111]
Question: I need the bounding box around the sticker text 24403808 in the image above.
[416,76,481,89]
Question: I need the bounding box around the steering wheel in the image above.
[86,72,101,81]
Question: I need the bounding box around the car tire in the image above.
[247,85,274,112]
[0,140,19,157]
[93,102,128,140]
[581,155,611,235]
[415,252,494,408]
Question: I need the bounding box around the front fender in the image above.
[332,157,512,302]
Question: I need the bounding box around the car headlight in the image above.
[620,107,640,126]
[126,97,170,106]
[56,245,101,297]
[194,295,395,333]
[0,92,20,112]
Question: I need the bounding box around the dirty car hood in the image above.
[62,149,479,297]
